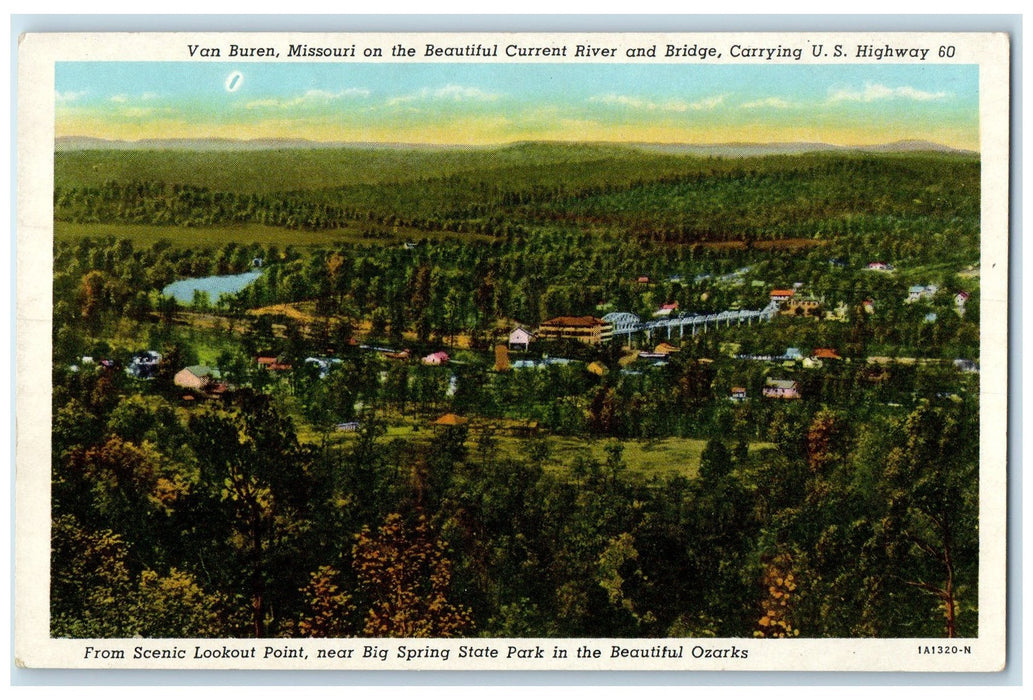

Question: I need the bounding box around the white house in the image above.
[509,327,534,350]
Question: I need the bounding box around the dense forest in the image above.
[51,144,981,639]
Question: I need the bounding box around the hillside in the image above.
[54,142,980,261]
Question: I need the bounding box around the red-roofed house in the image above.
[653,302,679,318]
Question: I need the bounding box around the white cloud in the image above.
[246,88,371,110]
[55,90,87,103]
[741,97,794,109]
[827,83,949,103]
[386,84,501,106]
[590,93,726,112]
[110,92,161,105]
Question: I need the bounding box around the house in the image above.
[422,351,450,366]
[867,262,894,271]
[432,413,468,427]
[126,350,161,379]
[906,284,939,303]
[653,342,680,356]
[784,347,803,361]
[257,356,292,372]
[653,302,678,318]
[730,386,748,402]
[587,361,607,376]
[174,365,220,391]
[763,378,801,399]
[812,348,841,361]
[955,291,970,314]
[636,275,651,284]
[537,316,613,346]
[509,326,534,350]
[770,289,795,302]
[924,312,939,323]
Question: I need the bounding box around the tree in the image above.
[188,395,309,637]
[51,514,133,637]
[754,552,800,638]
[128,568,231,638]
[352,513,473,637]
[872,402,978,637]
[78,269,108,327]
[296,566,355,638]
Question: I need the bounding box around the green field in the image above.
[296,409,771,483]
[54,220,495,249]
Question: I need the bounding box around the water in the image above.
[161,271,262,305]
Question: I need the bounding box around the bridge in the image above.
[603,301,780,342]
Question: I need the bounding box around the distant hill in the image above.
[55,136,976,157]
[632,140,975,157]
[55,136,486,152]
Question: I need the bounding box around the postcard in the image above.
[15,29,1010,672]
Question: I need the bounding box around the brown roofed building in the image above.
[537,316,613,346]
[432,413,469,427]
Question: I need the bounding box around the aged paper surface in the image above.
[16,30,1009,672]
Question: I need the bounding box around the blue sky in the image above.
[56,62,981,149]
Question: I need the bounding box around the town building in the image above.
[955,291,970,315]
[537,316,613,345]
[126,350,161,379]
[653,302,678,318]
[422,351,450,366]
[508,326,534,350]
[174,365,221,391]
[257,355,292,372]
[763,378,801,399]
[906,284,939,303]
[432,413,468,427]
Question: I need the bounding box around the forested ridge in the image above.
[51,144,981,639]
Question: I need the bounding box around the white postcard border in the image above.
[15,28,1011,673]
